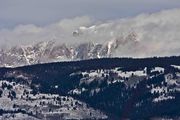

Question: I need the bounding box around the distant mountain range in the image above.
[0,30,139,67]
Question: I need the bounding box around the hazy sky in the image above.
[1,0,180,29]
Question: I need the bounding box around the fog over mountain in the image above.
[0,1,180,119]
[0,8,180,58]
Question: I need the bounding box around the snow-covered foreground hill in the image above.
[0,57,180,119]
[0,80,107,120]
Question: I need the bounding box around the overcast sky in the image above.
[1,0,180,29]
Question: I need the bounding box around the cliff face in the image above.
[0,41,115,67]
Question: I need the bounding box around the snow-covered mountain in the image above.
[0,31,138,67]
[1,9,180,68]
[1,9,180,66]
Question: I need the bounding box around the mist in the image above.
[0,8,180,57]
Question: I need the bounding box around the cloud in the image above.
[0,16,92,47]
[0,9,180,57]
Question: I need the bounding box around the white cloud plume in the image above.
[0,9,180,57]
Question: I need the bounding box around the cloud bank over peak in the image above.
[0,8,180,57]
